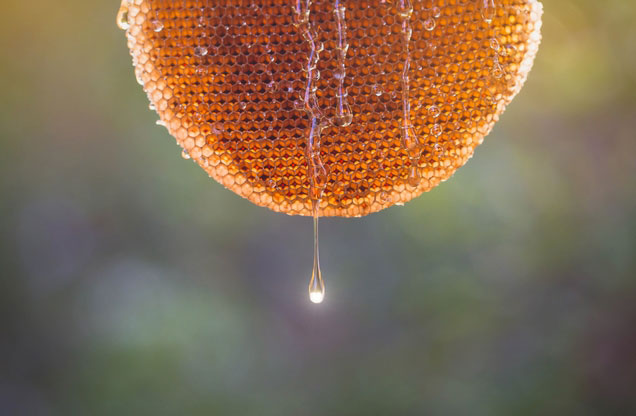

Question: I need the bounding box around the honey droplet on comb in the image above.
[481,0,497,24]
[116,2,129,31]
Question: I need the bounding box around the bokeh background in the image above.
[1,0,635,414]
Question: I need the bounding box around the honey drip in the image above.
[116,1,129,31]
[395,0,421,187]
[308,200,325,303]
[481,0,496,24]
[332,0,352,128]
[293,1,328,303]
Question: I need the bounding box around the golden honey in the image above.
[118,0,542,218]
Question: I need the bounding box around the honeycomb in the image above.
[118,0,542,217]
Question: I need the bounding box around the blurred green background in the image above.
[1,0,635,414]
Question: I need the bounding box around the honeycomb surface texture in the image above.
[119,0,542,217]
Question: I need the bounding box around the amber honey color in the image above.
[118,0,542,217]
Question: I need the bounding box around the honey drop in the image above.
[116,2,129,31]
[308,201,325,304]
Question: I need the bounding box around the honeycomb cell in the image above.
[119,0,543,217]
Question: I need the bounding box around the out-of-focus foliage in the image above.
[1,1,635,414]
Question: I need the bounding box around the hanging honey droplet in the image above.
[116,1,130,31]
[481,0,496,24]
[308,202,325,304]
[407,166,421,187]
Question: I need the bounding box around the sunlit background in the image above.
[1,1,635,414]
